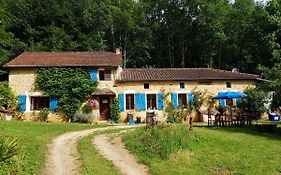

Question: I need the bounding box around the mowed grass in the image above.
[0,120,105,175]
[123,125,281,175]
[78,129,122,175]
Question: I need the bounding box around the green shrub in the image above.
[73,111,96,123]
[123,124,190,159]
[38,108,49,121]
[0,137,18,162]
[110,98,120,122]
[0,82,17,110]
[240,87,266,119]
[81,102,93,114]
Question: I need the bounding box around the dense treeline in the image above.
[0,0,280,73]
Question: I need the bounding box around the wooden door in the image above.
[99,96,110,120]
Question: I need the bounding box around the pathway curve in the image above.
[44,125,137,175]
[93,133,149,175]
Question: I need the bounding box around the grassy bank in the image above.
[0,120,104,175]
[78,129,122,175]
[123,125,281,175]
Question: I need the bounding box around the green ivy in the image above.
[35,67,97,118]
[110,97,120,122]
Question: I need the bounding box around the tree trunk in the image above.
[181,41,185,68]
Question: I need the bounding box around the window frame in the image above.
[146,93,157,110]
[125,94,135,110]
[226,80,231,88]
[144,83,149,89]
[178,93,187,109]
[180,82,185,89]
[99,69,111,81]
[30,96,50,111]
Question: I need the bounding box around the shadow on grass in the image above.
[194,124,281,141]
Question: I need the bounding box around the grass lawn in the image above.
[123,125,281,175]
[78,129,122,175]
[0,120,105,175]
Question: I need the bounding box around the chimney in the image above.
[115,48,121,55]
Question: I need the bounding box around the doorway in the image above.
[99,96,110,120]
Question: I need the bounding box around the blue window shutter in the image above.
[188,92,194,107]
[49,96,58,111]
[18,95,26,112]
[118,93,125,112]
[90,68,97,81]
[171,93,178,108]
[219,99,226,107]
[157,93,164,110]
[135,93,146,111]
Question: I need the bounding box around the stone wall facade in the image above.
[8,67,256,122]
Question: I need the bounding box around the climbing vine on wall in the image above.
[35,67,97,118]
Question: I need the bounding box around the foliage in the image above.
[189,89,209,113]
[240,87,266,119]
[110,97,120,122]
[0,137,18,162]
[123,126,281,175]
[0,120,102,174]
[259,63,281,110]
[37,108,49,122]
[0,81,17,110]
[123,124,190,159]
[0,137,21,175]
[0,0,279,75]
[73,111,96,123]
[165,102,188,123]
[35,67,97,118]
[81,102,93,114]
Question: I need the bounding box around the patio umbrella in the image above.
[213,91,248,99]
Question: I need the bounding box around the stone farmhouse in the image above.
[4,51,263,122]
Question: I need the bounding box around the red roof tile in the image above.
[119,68,262,81]
[4,51,122,67]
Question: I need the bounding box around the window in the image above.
[31,97,50,110]
[226,81,231,88]
[178,94,187,108]
[144,83,149,89]
[226,99,234,106]
[180,82,185,89]
[147,94,156,109]
[126,94,135,110]
[99,69,111,81]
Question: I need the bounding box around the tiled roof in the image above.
[91,89,116,96]
[4,51,122,67]
[119,68,262,81]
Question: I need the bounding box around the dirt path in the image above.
[93,133,149,175]
[44,125,137,175]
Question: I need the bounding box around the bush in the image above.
[240,87,266,120]
[38,108,49,121]
[110,98,120,122]
[81,102,93,114]
[73,111,96,123]
[0,137,18,162]
[0,82,17,110]
[123,124,190,159]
